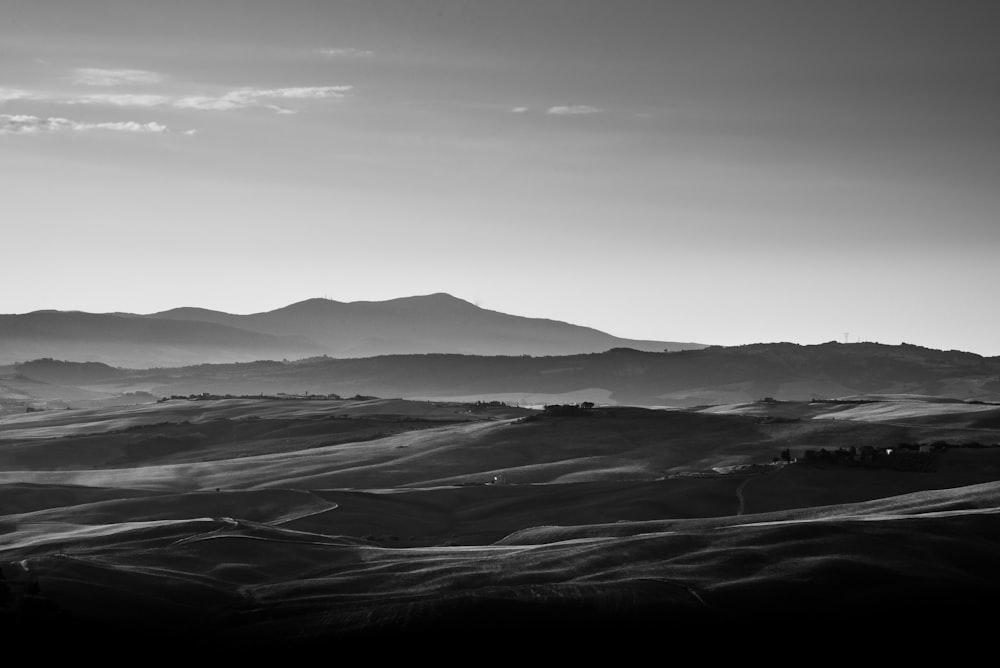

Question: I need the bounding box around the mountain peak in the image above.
[270,294,474,315]
[267,297,345,315]
[379,293,476,310]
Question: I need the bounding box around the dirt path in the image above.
[736,478,750,515]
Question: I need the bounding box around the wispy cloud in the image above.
[256,86,353,100]
[316,48,374,58]
[75,68,164,86]
[0,88,37,103]
[65,93,172,107]
[0,71,351,133]
[174,86,352,111]
[0,113,169,135]
[547,105,604,116]
[511,106,529,113]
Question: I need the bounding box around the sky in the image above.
[2,1,998,356]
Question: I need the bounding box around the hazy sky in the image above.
[2,1,998,355]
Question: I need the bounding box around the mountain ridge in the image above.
[0,293,703,367]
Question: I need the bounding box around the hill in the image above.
[11,341,997,410]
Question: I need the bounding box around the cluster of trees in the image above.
[801,445,940,472]
[517,402,597,423]
[161,392,345,402]
[898,440,998,449]
[756,415,800,424]
[542,402,596,416]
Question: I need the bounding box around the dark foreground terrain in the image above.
[2,396,1000,656]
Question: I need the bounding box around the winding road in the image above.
[735,478,750,516]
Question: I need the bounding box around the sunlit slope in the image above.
[4,402,766,489]
[0,397,488,439]
[3,400,999,493]
[0,406,850,490]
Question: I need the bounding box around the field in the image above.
[3,396,1000,656]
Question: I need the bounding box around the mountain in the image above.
[0,310,323,368]
[13,341,1000,408]
[148,293,701,357]
[0,294,703,367]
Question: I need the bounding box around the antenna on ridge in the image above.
[844,332,849,344]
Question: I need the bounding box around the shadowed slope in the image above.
[4,482,999,654]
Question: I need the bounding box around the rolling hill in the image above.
[3,397,1000,656]
[8,341,997,410]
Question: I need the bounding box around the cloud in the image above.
[547,105,604,115]
[0,114,168,135]
[65,94,172,107]
[0,88,34,103]
[511,106,529,113]
[75,68,164,86]
[173,95,241,111]
[174,86,352,111]
[86,120,169,133]
[316,48,374,58]
[0,114,74,134]
[257,86,353,99]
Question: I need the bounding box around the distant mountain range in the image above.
[6,342,1000,409]
[0,293,703,367]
